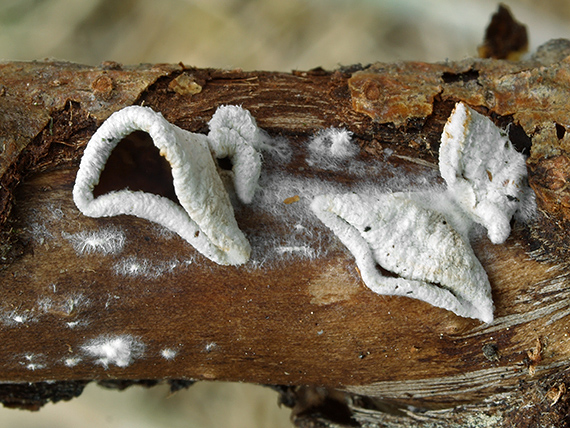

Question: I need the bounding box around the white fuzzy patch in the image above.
[63,227,125,255]
[276,246,316,258]
[81,335,145,368]
[113,256,152,277]
[307,127,357,170]
[64,356,82,367]
[9,312,29,324]
[160,348,178,360]
[28,223,54,245]
[1,309,36,326]
[113,256,190,278]
[19,354,46,371]
[204,342,218,353]
[2,294,90,328]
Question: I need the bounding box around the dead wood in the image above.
[1,40,570,426]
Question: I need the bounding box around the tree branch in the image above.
[1,42,570,425]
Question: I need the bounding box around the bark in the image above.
[1,40,570,426]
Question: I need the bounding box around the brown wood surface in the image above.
[1,44,570,425]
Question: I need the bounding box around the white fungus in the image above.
[204,342,218,353]
[81,334,145,368]
[113,256,189,278]
[160,348,178,360]
[311,192,493,322]
[63,227,126,255]
[64,356,82,367]
[2,309,35,326]
[244,155,431,266]
[276,246,316,258]
[113,256,152,277]
[20,354,46,371]
[311,102,535,323]
[306,127,357,170]
[65,318,91,329]
[28,223,54,245]
[440,102,535,243]
[73,105,266,266]
[10,313,27,324]
[208,105,264,204]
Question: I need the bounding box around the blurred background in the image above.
[2,0,570,69]
[1,0,570,426]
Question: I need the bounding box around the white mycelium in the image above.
[306,127,357,170]
[81,334,145,368]
[160,348,178,360]
[73,105,264,266]
[62,227,125,255]
[311,102,534,323]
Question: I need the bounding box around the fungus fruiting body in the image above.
[311,102,534,323]
[439,102,533,244]
[73,105,265,266]
[312,192,493,322]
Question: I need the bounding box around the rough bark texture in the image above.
[1,39,570,426]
